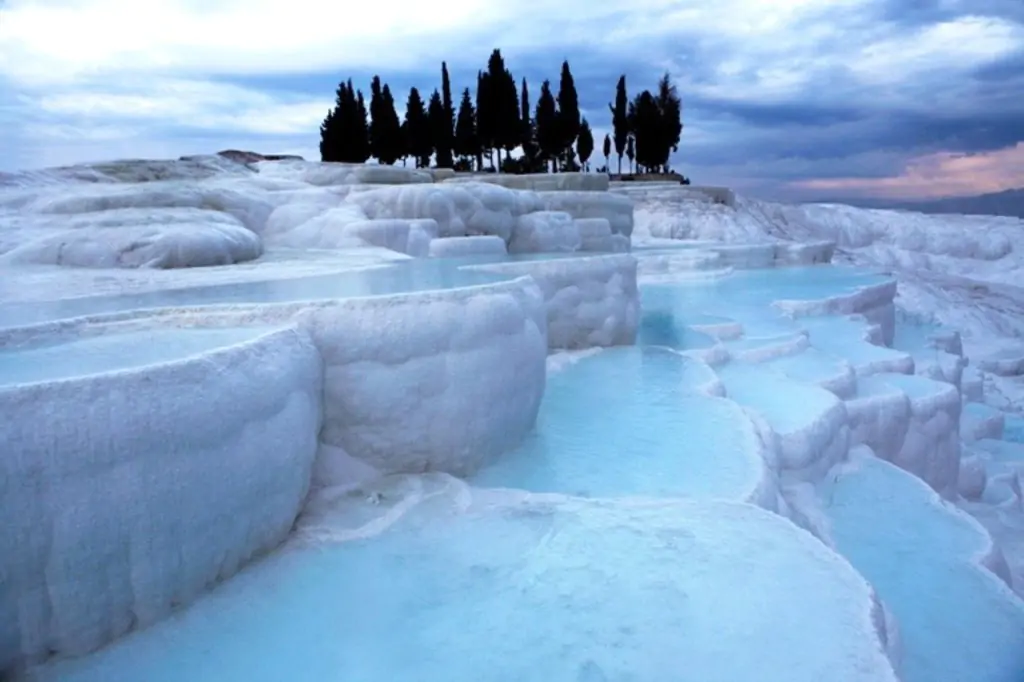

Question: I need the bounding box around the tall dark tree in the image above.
[628,91,660,173]
[556,60,580,171]
[520,77,540,168]
[609,75,629,175]
[399,120,409,166]
[602,133,611,171]
[475,70,495,170]
[353,88,371,162]
[576,118,594,171]
[626,134,636,174]
[430,63,455,169]
[428,89,454,168]
[535,79,559,173]
[441,62,455,128]
[454,87,480,168]
[379,84,403,165]
[404,87,431,168]
[499,71,521,165]
[319,108,337,162]
[520,77,532,145]
[653,72,683,173]
[320,79,368,163]
[485,49,519,169]
[369,76,387,163]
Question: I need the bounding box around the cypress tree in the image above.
[520,77,540,169]
[535,79,559,173]
[497,67,520,167]
[626,134,636,174]
[454,87,479,167]
[369,76,387,163]
[576,118,594,172]
[475,71,494,170]
[399,120,409,166]
[520,77,532,147]
[654,72,683,173]
[379,84,403,165]
[432,63,455,169]
[441,62,455,129]
[354,89,370,162]
[628,91,659,173]
[339,80,357,162]
[319,108,337,162]
[556,60,580,171]
[609,75,629,175]
[404,87,431,168]
[428,89,454,168]
[602,133,611,171]
[485,50,507,167]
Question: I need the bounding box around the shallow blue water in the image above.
[1004,415,1024,444]
[0,326,277,387]
[822,456,1024,682]
[0,257,510,328]
[38,488,888,682]
[892,318,942,355]
[471,346,761,500]
[640,265,891,343]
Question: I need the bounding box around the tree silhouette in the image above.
[557,60,581,171]
[628,91,660,173]
[369,76,389,163]
[454,87,479,168]
[379,84,403,165]
[442,63,455,135]
[535,79,559,173]
[520,77,541,170]
[320,79,369,163]
[432,64,455,169]
[353,89,370,162]
[475,70,494,170]
[609,75,629,175]
[576,118,594,171]
[485,49,520,169]
[319,108,337,162]
[320,51,684,177]
[654,72,683,173]
[404,87,431,168]
[428,89,454,168]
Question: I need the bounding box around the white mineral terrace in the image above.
[1,158,1023,682]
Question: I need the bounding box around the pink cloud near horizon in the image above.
[792,142,1024,200]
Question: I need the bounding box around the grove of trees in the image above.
[319,49,684,176]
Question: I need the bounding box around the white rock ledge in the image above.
[464,254,639,349]
[0,277,550,481]
[775,280,898,347]
[535,191,634,238]
[0,325,323,671]
[428,235,507,257]
[443,172,610,192]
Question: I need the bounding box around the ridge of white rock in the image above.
[463,254,639,349]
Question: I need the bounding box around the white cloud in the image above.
[0,0,506,83]
[33,79,328,135]
[849,16,1024,85]
[0,0,884,86]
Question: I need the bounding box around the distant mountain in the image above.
[817,188,1024,219]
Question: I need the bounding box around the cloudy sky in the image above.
[1,0,1022,201]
